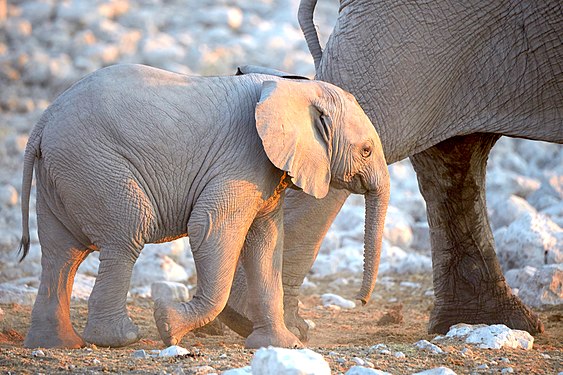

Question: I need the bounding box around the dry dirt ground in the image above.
[0,273,561,374]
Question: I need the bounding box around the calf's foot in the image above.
[245,326,303,349]
[82,314,140,347]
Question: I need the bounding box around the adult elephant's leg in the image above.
[221,187,350,341]
[410,134,544,335]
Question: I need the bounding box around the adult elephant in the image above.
[222,0,562,339]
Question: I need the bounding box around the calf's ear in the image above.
[255,80,331,199]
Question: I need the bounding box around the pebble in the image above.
[32,350,45,357]
[414,340,445,354]
[412,368,457,375]
[92,358,101,365]
[501,368,514,374]
[321,293,356,309]
[394,351,406,358]
[345,367,392,375]
[352,357,365,366]
[159,345,190,357]
[132,349,147,359]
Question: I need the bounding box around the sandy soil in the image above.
[0,273,561,374]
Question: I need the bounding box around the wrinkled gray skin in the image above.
[224,0,562,339]
[19,63,390,348]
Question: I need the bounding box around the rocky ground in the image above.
[0,0,562,374]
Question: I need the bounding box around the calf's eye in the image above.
[361,144,372,158]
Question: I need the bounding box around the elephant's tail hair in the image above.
[18,121,43,262]
[298,0,323,71]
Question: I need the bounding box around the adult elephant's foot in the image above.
[245,327,303,349]
[429,284,544,335]
[25,326,86,349]
[411,135,544,337]
[82,314,140,347]
[153,300,191,346]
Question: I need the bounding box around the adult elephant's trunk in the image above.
[298,0,322,71]
[356,188,390,305]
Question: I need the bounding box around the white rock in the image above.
[222,367,251,375]
[394,352,405,358]
[379,246,432,275]
[541,201,563,228]
[141,33,186,68]
[489,195,537,230]
[505,265,563,307]
[412,367,457,375]
[445,323,533,350]
[411,222,430,252]
[131,252,189,287]
[132,349,147,358]
[32,349,45,357]
[414,340,444,354]
[77,251,100,276]
[383,206,414,248]
[0,184,18,207]
[251,347,330,375]
[321,293,356,309]
[71,273,95,301]
[0,283,37,305]
[151,281,189,302]
[188,365,216,374]
[495,212,562,271]
[345,366,392,375]
[159,345,190,357]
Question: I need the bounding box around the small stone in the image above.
[321,293,356,309]
[219,353,228,359]
[92,358,101,365]
[379,349,391,355]
[460,347,473,357]
[345,366,392,375]
[159,345,190,357]
[132,349,147,358]
[499,357,510,363]
[369,344,388,352]
[352,357,365,366]
[337,358,346,364]
[501,368,514,374]
[412,368,457,375]
[188,365,216,375]
[172,367,185,375]
[394,351,406,358]
[414,340,445,354]
[305,319,316,330]
[32,350,45,357]
[540,353,551,359]
[476,364,488,369]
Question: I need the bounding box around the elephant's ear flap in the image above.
[256,80,331,199]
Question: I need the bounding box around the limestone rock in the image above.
[251,347,331,375]
[444,323,533,350]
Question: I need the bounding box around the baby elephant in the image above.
[19,64,390,349]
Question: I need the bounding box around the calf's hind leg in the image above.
[24,199,91,349]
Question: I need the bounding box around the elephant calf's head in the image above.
[256,79,390,305]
